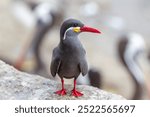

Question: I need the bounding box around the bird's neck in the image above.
[119,39,144,83]
[59,36,84,53]
[61,35,81,45]
[126,58,144,83]
[123,47,144,99]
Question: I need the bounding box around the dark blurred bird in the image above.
[77,68,102,89]
[14,8,56,72]
[118,33,145,99]
[88,68,102,88]
[50,19,101,97]
[13,0,64,75]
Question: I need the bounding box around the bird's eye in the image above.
[74,23,78,27]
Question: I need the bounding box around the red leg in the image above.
[14,56,24,70]
[55,79,66,96]
[71,79,83,97]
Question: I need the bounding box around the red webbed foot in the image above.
[55,89,66,96]
[71,89,83,97]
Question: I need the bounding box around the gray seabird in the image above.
[50,19,101,97]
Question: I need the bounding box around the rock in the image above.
[0,60,125,100]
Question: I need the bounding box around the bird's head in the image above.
[60,18,101,40]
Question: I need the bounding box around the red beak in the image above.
[80,26,101,34]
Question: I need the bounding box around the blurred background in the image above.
[0,0,150,99]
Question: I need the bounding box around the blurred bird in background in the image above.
[118,33,146,99]
[10,0,65,76]
[78,32,147,99]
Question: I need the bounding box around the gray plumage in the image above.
[50,19,100,97]
[50,19,88,79]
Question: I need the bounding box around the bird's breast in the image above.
[58,40,86,78]
[58,59,80,78]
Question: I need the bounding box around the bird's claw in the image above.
[55,89,66,96]
[71,89,83,97]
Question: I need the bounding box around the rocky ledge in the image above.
[0,60,125,100]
